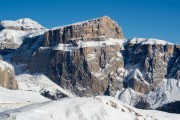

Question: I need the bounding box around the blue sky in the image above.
[1,0,180,44]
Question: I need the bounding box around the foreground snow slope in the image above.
[0,87,48,112]
[0,96,156,120]
[0,87,179,120]
[16,73,74,98]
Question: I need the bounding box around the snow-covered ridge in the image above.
[129,38,173,45]
[52,16,116,30]
[0,18,46,31]
[0,18,48,49]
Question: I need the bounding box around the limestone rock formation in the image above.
[123,38,180,94]
[0,60,18,89]
[12,16,124,96]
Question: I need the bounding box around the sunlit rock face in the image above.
[123,38,180,94]
[12,16,125,96]
[0,60,18,90]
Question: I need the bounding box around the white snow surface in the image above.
[0,29,27,45]
[0,86,48,113]
[0,96,157,120]
[116,88,142,106]
[0,18,45,31]
[0,96,179,120]
[16,73,74,97]
[0,18,48,47]
[129,38,173,45]
[146,78,180,109]
[0,87,48,104]
[126,68,149,85]
[0,60,14,73]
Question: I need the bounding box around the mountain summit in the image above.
[45,16,124,46]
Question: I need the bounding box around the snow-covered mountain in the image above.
[0,18,48,49]
[0,16,179,119]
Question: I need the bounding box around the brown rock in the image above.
[0,60,18,89]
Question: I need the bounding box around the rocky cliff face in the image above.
[11,16,180,103]
[0,59,18,89]
[122,38,180,94]
[12,16,124,96]
[116,38,180,109]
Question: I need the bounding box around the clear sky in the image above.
[1,0,180,44]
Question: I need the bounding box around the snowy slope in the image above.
[146,78,180,109]
[0,18,45,31]
[0,87,48,103]
[0,29,27,47]
[16,74,75,98]
[138,109,180,120]
[0,18,48,49]
[129,38,173,45]
[0,96,179,120]
[0,96,157,120]
[0,87,48,112]
[0,60,14,72]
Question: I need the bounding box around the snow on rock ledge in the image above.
[129,38,173,45]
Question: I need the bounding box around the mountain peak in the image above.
[16,18,38,24]
[51,16,124,40]
[52,16,119,29]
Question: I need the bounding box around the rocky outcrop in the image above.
[43,16,123,46]
[0,60,18,89]
[12,16,124,96]
[123,38,180,94]
[167,45,180,79]
[0,54,2,60]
